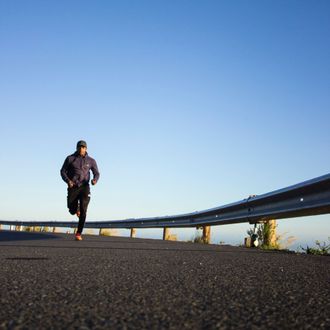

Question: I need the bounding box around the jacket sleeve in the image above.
[60,156,71,183]
[91,159,100,182]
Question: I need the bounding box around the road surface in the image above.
[0,230,329,329]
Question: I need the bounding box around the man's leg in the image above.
[77,185,90,234]
[67,187,79,215]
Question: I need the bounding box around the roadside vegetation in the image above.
[300,238,330,256]
[247,222,296,250]
[24,226,51,232]
[188,228,209,244]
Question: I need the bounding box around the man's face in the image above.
[78,146,87,156]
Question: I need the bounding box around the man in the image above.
[60,140,100,240]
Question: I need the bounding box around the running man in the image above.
[60,140,100,240]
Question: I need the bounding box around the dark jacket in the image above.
[60,152,100,187]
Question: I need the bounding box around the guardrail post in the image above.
[163,227,170,240]
[203,226,211,244]
[264,220,277,247]
[130,228,136,238]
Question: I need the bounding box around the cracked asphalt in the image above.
[0,230,329,329]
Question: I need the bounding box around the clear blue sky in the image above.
[0,0,329,248]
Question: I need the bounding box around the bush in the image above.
[301,238,330,256]
[193,235,204,244]
[247,222,296,250]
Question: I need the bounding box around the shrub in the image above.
[301,238,330,256]
[247,223,296,250]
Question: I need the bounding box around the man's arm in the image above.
[91,159,100,185]
[60,157,74,187]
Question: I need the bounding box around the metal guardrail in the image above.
[1,173,330,229]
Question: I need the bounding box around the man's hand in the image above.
[91,179,97,186]
[68,180,74,188]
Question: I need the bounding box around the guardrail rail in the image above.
[1,173,329,230]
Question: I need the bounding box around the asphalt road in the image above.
[0,230,329,329]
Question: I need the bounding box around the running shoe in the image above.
[75,233,82,241]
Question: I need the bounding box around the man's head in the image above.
[76,140,87,156]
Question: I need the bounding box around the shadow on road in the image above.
[5,257,50,260]
[0,230,60,242]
